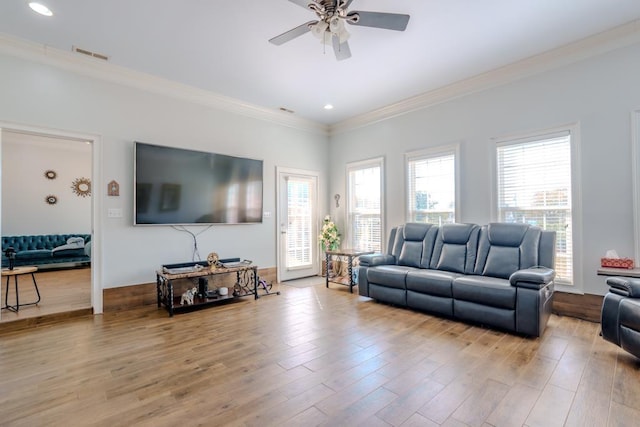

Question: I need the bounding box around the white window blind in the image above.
[407,149,456,224]
[347,158,383,252]
[286,177,313,269]
[497,132,573,284]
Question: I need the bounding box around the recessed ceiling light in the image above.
[324,104,334,110]
[28,2,53,16]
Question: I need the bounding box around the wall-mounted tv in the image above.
[134,142,263,225]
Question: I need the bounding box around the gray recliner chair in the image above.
[601,276,640,358]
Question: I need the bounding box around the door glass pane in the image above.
[287,177,312,269]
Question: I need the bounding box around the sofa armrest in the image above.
[510,266,555,289]
[606,276,640,298]
[359,253,396,267]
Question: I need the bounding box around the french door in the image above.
[276,167,319,282]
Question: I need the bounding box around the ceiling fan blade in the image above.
[332,35,352,61]
[347,11,410,31]
[269,21,317,45]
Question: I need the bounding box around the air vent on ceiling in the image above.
[279,107,295,114]
[72,46,109,61]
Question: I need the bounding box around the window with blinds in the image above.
[407,147,457,224]
[496,132,573,284]
[286,177,313,269]
[347,158,384,252]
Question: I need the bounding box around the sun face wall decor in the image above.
[71,177,91,197]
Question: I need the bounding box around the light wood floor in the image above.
[0,282,639,426]
[0,266,91,323]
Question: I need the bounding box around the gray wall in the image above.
[2,133,92,235]
[2,41,639,296]
[329,43,640,296]
[0,54,329,288]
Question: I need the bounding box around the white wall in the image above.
[0,54,329,288]
[330,42,640,296]
[3,41,639,296]
[2,133,92,235]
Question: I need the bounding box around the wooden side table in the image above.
[325,249,374,293]
[2,266,40,312]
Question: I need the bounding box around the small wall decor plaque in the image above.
[45,195,58,205]
[108,180,120,196]
[72,177,91,197]
[44,170,57,180]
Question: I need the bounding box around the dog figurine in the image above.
[180,286,198,305]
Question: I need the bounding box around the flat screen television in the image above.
[134,142,263,225]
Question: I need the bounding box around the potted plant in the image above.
[319,216,344,276]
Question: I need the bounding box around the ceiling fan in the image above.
[269,0,410,61]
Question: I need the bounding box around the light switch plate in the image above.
[108,208,123,218]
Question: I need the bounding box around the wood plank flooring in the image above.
[0,266,91,324]
[0,282,639,426]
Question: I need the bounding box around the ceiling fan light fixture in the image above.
[28,2,53,16]
[330,18,350,43]
[311,21,329,39]
[269,1,410,60]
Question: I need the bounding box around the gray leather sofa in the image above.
[358,222,556,337]
[601,277,640,358]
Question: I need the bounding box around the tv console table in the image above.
[156,260,258,317]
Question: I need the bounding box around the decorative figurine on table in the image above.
[207,252,220,270]
[180,286,198,305]
[4,247,16,270]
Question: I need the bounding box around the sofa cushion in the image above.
[434,244,468,274]
[620,298,640,331]
[430,223,479,274]
[475,223,542,279]
[367,265,413,289]
[406,269,460,297]
[52,237,85,255]
[481,246,521,280]
[454,300,515,331]
[486,222,529,246]
[52,248,85,258]
[452,275,516,309]
[370,284,406,306]
[407,291,453,316]
[15,249,51,260]
[398,223,436,268]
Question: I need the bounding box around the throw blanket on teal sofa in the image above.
[2,234,91,268]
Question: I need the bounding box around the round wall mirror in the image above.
[71,177,91,197]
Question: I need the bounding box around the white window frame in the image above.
[405,143,460,224]
[346,157,385,253]
[492,123,583,292]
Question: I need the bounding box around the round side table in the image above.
[2,266,40,312]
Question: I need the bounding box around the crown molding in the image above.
[0,33,329,136]
[330,19,640,135]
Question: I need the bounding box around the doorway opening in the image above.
[0,124,101,323]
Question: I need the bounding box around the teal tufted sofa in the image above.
[2,234,91,268]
